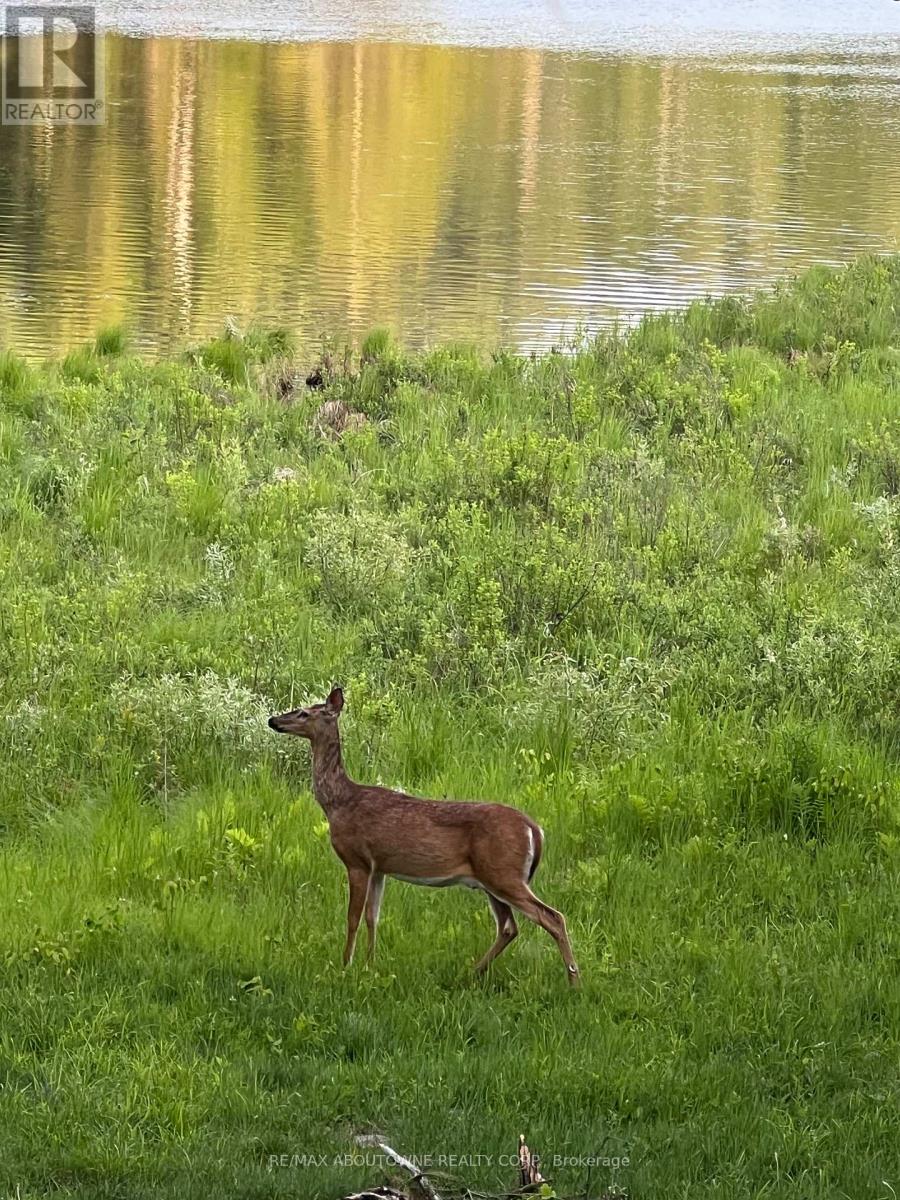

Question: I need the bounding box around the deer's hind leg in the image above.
[474,893,519,976]
[491,883,579,986]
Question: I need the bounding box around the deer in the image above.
[268,686,580,986]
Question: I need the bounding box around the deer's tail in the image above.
[527,820,544,882]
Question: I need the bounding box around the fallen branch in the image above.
[338,1132,608,1200]
[343,1190,409,1200]
[355,1134,443,1200]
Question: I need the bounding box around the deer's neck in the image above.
[310,729,353,811]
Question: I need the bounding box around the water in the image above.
[1,2,899,357]
[88,0,900,55]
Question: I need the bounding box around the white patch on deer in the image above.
[523,827,536,882]
[392,873,482,890]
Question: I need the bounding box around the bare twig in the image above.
[547,563,600,635]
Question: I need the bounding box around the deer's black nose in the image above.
[268,716,281,730]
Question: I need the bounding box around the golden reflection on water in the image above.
[1,36,899,356]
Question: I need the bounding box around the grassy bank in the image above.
[1,258,900,1199]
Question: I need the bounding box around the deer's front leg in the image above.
[343,867,369,966]
[365,871,385,963]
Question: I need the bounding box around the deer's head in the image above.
[268,685,344,739]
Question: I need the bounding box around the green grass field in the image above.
[1,258,899,1199]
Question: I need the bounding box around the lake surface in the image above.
[1,2,899,356]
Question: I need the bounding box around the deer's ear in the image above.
[326,685,344,714]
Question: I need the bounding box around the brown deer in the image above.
[268,686,579,986]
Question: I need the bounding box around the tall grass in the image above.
[0,258,899,1198]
